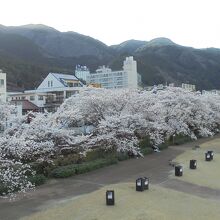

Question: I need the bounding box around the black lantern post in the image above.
[205,152,211,161]
[136,178,144,191]
[175,165,183,176]
[106,190,115,206]
[143,177,149,190]
[207,151,214,160]
[189,160,197,169]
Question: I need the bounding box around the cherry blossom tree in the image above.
[0,101,17,131]
[2,87,220,196]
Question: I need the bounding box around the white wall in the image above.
[37,73,64,90]
[25,93,46,108]
[0,72,6,102]
[123,56,138,89]
[8,92,46,108]
[87,57,139,89]
[75,69,90,82]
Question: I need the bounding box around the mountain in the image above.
[136,38,176,51]
[133,44,220,89]
[0,24,115,89]
[111,39,147,54]
[0,24,113,59]
[110,38,176,55]
[110,39,220,89]
[0,24,220,90]
[0,31,48,61]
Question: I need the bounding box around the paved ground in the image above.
[161,179,220,201]
[0,135,219,220]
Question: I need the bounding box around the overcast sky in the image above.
[0,0,220,48]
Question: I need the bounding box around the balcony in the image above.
[45,95,64,105]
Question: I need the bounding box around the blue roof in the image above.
[51,73,82,87]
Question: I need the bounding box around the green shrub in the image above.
[139,136,155,155]
[50,157,118,178]
[117,153,129,161]
[139,134,191,153]
[75,158,118,174]
[54,154,80,166]
[0,184,9,196]
[141,147,154,155]
[169,134,192,145]
[158,140,169,150]
[139,136,153,149]
[30,161,56,176]
[85,150,102,161]
[28,174,47,186]
[50,165,77,178]
[85,149,117,162]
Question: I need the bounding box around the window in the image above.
[30,96,35,101]
[66,91,74,98]
[38,95,43,100]
[67,82,73,87]
[0,79,4,88]
[48,81,53,87]
[21,97,25,100]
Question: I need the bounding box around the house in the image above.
[0,70,7,102]
[87,57,142,89]
[10,100,40,115]
[8,59,143,113]
[8,91,47,111]
[8,73,85,112]
[37,73,83,90]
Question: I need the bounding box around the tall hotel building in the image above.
[87,56,142,89]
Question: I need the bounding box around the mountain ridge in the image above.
[0,24,220,90]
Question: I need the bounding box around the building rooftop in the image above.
[75,65,89,71]
[52,73,78,81]
[11,100,39,111]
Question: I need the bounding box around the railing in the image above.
[45,96,64,104]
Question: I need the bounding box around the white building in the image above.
[8,72,85,112]
[75,65,90,82]
[8,91,47,112]
[182,83,196,91]
[202,90,220,95]
[0,70,7,102]
[87,56,142,89]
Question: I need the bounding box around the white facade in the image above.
[202,90,220,95]
[87,57,141,89]
[123,56,138,89]
[75,65,90,82]
[38,73,83,90]
[8,91,47,108]
[182,83,196,91]
[0,70,6,102]
[8,72,85,112]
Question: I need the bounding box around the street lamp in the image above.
[106,190,115,206]
[190,160,197,169]
[175,165,183,176]
[172,134,176,145]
